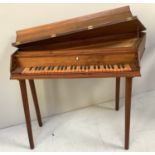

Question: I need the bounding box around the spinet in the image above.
[10,6,146,150]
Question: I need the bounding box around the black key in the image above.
[50,66,53,70]
[41,66,45,70]
[57,66,61,70]
[118,65,121,69]
[35,66,39,70]
[88,66,90,70]
[48,66,51,70]
[38,66,41,70]
[64,66,67,70]
[61,66,64,70]
[111,65,114,69]
[51,66,55,70]
[97,65,100,69]
[80,65,83,70]
[70,65,73,70]
[94,65,96,69]
[73,66,77,70]
[122,64,125,68]
[29,67,33,71]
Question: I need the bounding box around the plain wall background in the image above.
[0,3,155,129]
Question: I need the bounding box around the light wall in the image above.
[0,3,154,129]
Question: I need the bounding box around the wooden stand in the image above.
[125,77,132,150]
[19,80,42,149]
[29,80,42,127]
[19,77,132,149]
[115,77,120,111]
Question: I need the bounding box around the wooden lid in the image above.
[13,6,145,46]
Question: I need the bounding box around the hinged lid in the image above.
[13,6,146,47]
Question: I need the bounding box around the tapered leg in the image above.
[19,80,34,149]
[115,77,120,111]
[124,77,132,150]
[29,80,43,127]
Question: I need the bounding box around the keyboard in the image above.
[22,64,133,75]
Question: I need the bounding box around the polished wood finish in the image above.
[125,77,132,149]
[115,77,120,111]
[29,80,42,127]
[19,80,34,149]
[14,6,133,45]
[10,28,146,79]
[10,33,145,79]
[10,6,146,150]
[16,32,140,50]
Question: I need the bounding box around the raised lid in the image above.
[13,6,134,46]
